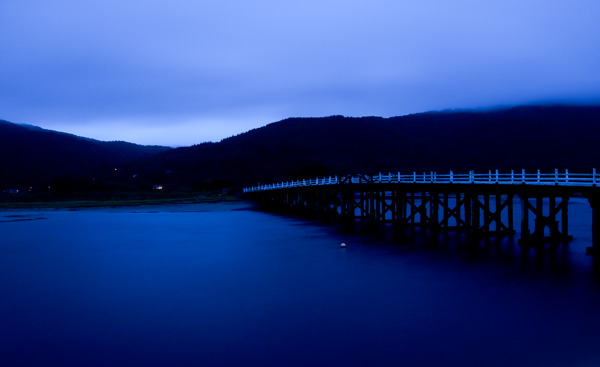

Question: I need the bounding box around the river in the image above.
[1,200,600,366]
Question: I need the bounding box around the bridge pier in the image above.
[402,191,431,226]
[518,194,572,245]
[429,192,469,231]
[470,193,515,237]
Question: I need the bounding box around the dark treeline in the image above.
[0,120,170,190]
[129,105,600,188]
[2,105,600,195]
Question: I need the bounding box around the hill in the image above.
[3,105,600,192]
[0,120,171,189]
[127,105,600,188]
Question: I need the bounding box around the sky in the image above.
[1,0,600,147]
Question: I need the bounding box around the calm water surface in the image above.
[2,200,600,366]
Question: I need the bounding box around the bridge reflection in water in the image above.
[245,169,600,255]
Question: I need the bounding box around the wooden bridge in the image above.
[244,169,600,255]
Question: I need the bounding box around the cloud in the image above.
[1,0,600,145]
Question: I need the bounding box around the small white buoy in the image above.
[340,242,346,248]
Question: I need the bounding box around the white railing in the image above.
[243,169,599,192]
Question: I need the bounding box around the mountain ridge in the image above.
[2,104,600,192]
[0,119,171,188]
[127,104,600,188]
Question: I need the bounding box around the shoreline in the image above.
[0,195,249,210]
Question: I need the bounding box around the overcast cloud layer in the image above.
[2,0,600,146]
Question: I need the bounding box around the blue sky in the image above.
[1,0,599,146]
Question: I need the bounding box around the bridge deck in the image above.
[244,169,599,192]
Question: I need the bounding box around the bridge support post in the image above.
[521,196,530,239]
[471,194,480,233]
[340,189,354,227]
[430,192,440,231]
[421,191,431,226]
[464,192,472,231]
[587,196,600,255]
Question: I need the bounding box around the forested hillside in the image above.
[0,120,170,188]
[3,105,600,193]
[129,105,600,188]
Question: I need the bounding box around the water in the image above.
[2,200,600,366]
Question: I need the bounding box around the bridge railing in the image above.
[243,169,598,192]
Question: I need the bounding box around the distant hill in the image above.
[3,105,600,192]
[0,120,171,189]
[128,105,600,188]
